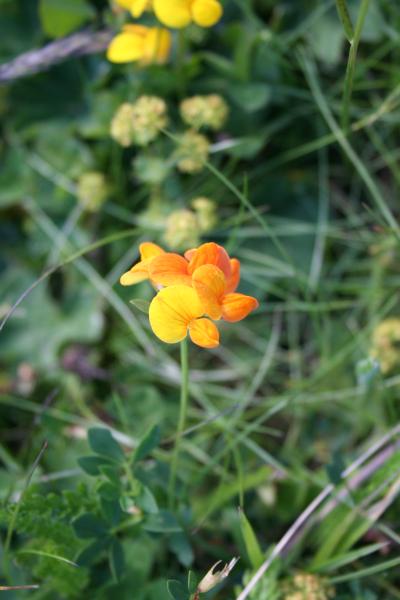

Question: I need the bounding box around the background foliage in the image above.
[1,0,400,598]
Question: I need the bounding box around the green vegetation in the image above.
[0,1,400,598]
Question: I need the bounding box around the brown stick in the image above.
[0,30,113,83]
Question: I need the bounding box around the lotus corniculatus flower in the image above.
[120,242,259,348]
[107,25,171,64]
[114,0,151,17]
[153,0,223,28]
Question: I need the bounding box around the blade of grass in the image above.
[341,0,371,131]
[335,0,354,42]
[299,51,400,241]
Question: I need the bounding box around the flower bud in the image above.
[191,196,217,232]
[180,94,229,130]
[130,95,168,146]
[370,317,400,374]
[76,172,108,211]
[175,130,210,173]
[283,572,335,600]
[110,103,136,147]
[164,209,200,250]
[197,557,239,594]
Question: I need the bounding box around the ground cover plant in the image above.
[0,0,400,598]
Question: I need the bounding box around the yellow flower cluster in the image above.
[174,129,210,173]
[180,94,229,130]
[108,0,223,64]
[283,573,335,600]
[164,197,217,250]
[110,96,168,147]
[370,317,400,374]
[76,172,108,212]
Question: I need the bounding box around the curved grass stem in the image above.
[169,338,189,508]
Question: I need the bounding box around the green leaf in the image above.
[39,0,95,38]
[230,82,270,113]
[88,428,125,463]
[73,514,108,539]
[187,571,198,594]
[166,580,189,600]
[109,539,125,582]
[133,425,161,464]
[169,532,194,568]
[136,485,159,515]
[78,456,114,476]
[326,452,345,486]
[76,538,112,566]
[143,510,182,533]
[238,509,264,569]
[130,299,151,314]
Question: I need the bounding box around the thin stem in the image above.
[341,0,371,132]
[169,338,190,508]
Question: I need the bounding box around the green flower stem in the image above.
[169,338,189,508]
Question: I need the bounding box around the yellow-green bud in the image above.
[370,317,400,374]
[175,130,210,174]
[76,172,108,211]
[110,102,136,147]
[180,94,229,130]
[191,196,217,232]
[283,573,335,600]
[130,95,168,146]
[164,209,200,251]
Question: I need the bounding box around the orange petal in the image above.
[120,242,165,286]
[226,258,240,293]
[221,293,259,322]
[120,262,149,285]
[149,253,191,286]
[188,242,231,279]
[189,318,219,348]
[192,265,225,319]
[139,242,165,260]
[184,248,197,261]
[149,285,204,343]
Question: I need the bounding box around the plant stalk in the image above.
[169,338,189,508]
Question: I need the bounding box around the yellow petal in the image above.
[130,0,149,17]
[192,0,222,27]
[120,242,164,286]
[107,28,145,63]
[114,0,135,9]
[149,253,191,286]
[141,28,172,65]
[189,318,219,348]
[221,293,259,323]
[153,0,192,28]
[192,264,225,319]
[139,242,165,260]
[149,285,204,343]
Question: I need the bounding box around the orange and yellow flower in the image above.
[120,241,259,348]
[107,25,171,64]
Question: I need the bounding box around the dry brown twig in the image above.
[0,29,113,83]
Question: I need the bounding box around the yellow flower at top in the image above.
[114,0,151,17]
[120,241,259,349]
[107,24,171,64]
[153,0,223,29]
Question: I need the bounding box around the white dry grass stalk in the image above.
[236,424,400,600]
